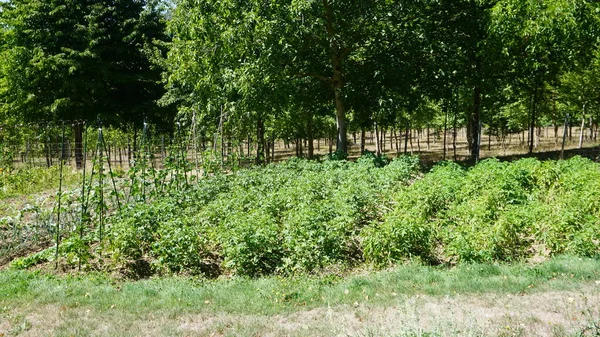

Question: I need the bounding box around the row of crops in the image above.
[7,154,600,277]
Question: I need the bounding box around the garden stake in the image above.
[141,119,148,200]
[100,129,121,211]
[55,121,65,269]
[78,121,88,271]
[96,119,105,254]
[177,122,188,188]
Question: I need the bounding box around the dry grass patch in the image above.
[1,285,598,336]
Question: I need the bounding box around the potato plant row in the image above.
[105,155,600,277]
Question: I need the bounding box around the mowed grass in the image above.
[1,256,599,317]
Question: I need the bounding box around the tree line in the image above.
[1,0,599,164]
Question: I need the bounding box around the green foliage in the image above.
[7,155,600,278]
[110,201,181,262]
[107,156,420,276]
[362,162,465,266]
[10,247,54,269]
[326,150,349,161]
[103,156,600,277]
[0,0,172,126]
[357,150,389,168]
[151,219,213,275]
[0,165,78,199]
[535,157,600,257]
[217,210,283,277]
[364,157,600,267]
[442,159,539,263]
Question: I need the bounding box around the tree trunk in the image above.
[409,128,414,154]
[578,105,586,149]
[324,0,347,154]
[374,123,380,156]
[133,127,138,160]
[453,111,458,161]
[256,118,265,165]
[360,128,366,154]
[528,89,537,154]
[265,138,270,164]
[74,123,83,169]
[271,133,276,162]
[443,110,448,160]
[404,121,409,154]
[307,116,314,159]
[45,137,52,168]
[247,135,251,157]
[470,84,482,161]
[554,122,559,149]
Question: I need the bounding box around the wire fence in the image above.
[1,122,599,170]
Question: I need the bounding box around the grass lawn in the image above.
[1,256,599,337]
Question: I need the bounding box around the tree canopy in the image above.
[1,0,599,161]
[0,0,172,127]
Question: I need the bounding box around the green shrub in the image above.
[443,205,537,263]
[362,162,465,266]
[362,215,434,266]
[282,201,359,273]
[151,219,214,275]
[109,201,180,262]
[216,210,284,277]
[357,150,389,168]
[95,155,600,277]
[326,149,348,161]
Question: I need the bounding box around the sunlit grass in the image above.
[1,256,598,317]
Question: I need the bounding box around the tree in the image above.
[0,0,172,166]
[422,0,506,162]
[166,0,403,156]
[490,0,599,153]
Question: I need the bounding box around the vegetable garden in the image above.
[2,133,599,277]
